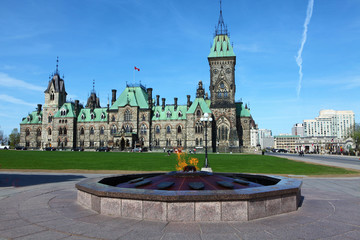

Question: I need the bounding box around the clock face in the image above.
[226,68,231,74]
[213,69,218,74]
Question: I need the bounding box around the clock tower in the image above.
[209,1,239,150]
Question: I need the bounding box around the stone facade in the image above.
[19,11,257,152]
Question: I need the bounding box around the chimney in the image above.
[162,98,166,111]
[37,104,42,115]
[74,100,79,115]
[156,95,160,106]
[174,97,178,111]
[111,89,117,105]
[147,88,153,108]
[187,95,191,109]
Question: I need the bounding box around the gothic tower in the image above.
[42,57,67,147]
[209,2,239,151]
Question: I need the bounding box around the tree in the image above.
[0,127,3,145]
[9,128,20,148]
[349,123,360,151]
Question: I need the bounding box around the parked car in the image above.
[132,147,142,152]
[45,147,56,151]
[72,147,84,152]
[96,147,111,152]
[15,146,27,150]
[277,149,288,153]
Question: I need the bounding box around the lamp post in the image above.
[200,113,212,172]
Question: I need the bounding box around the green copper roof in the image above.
[187,98,212,114]
[54,103,76,118]
[20,111,42,124]
[152,105,187,121]
[236,102,251,117]
[110,86,149,110]
[78,108,108,122]
[208,35,235,58]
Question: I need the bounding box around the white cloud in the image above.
[0,94,36,107]
[0,72,44,92]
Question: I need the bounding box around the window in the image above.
[178,111,183,118]
[37,128,41,137]
[50,93,54,101]
[38,116,42,122]
[59,127,63,135]
[111,125,117,134]
[155,126,160,134]
[167,111,172,118]
[80,127,84,135]
[81,114,86,120]
[142,114,146,121]
[124,110,131,121]
[63,128,67,135]
[26,141,30,147]
[166,139,171,147]
[177,139,182,146]
[25,129,30,136]
[196,110,201,117]
[224,90,228,98]
[140,124,147,135]
[195,122,203,134]
[59,120,61,123]
[100,140,104,147]
[61,109,66,116]
[195,138,199,146]
[90,127,94,135]
[166,126,171,134]
[111,115,115,122]
[91,113,95,120]
[90,141,94,147]
[101,113,106,120]
[155,112,160,118]
[218,125,228,140]
[80,141,84,147]
[124,125,132,133]
[200,138,203,146]
[27,116,31,122]
[100,127,104,135]
[64,138,68,146]
[177,125,182,134]
[48,115,53,123]
[48,128,52,135]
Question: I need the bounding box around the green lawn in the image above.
[0,150,357,175]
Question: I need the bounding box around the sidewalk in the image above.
[0,172,359,239]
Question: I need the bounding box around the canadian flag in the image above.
[134,66,140,71]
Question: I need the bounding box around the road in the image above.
[268,152,360,171]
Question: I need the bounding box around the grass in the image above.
[0,150,357,175]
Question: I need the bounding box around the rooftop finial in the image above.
[215,0,229,36]
[92,79,95,93]
[55,56,59,75]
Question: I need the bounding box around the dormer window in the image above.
[48,115,52,123]
[60,109,67,116]
[178,111,183,118]
[196,110,201,117]
[81,113,86,120]
[27,116,31,122]
[156,112,160,118]
[142,114,146,121]
[101,113,106,120]
[166,111,172,118]
[91,113,95,120]
[38,116,41,122]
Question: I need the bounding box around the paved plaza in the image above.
[0,171,359,240]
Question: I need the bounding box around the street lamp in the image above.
[200,113,213,172]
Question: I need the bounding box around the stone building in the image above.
[19,6,257,152]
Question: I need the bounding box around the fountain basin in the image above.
[76,172,302,222]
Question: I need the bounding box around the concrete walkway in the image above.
[0,172,359,240]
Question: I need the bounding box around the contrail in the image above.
[296,0,314,98]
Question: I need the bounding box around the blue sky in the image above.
[0,0,359,136]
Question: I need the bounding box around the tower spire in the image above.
[215,0,229,36]
[55,56,59,75]
[92,79,95,93]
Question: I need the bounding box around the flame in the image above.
[175,148,199,171]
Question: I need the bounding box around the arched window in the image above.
[155,125,160,134]
[81,114,86,120]
[200,138,203,146]
[224,90,228,98]
[155,111,160,118]
[124,110,131,121]
[48,115,52,123]
[166,126,171,134]
[142,114,146,121]
[64,138,68,146]
[218,125,228,140]
[166,111,172,118]
[90,127,94,135]
[177,125,182,134]
[111,125,117,134]
[178,111,183,118]
[140,124,147,135]
[63,128,67,135]
[125,125,131,133]
[196,110,201,117]
[38,116,42,122]
[111,115,115,122]
[195,138,199,146]
[101,113,106,120]
[50,92,54,101]
[25,129,30,136]
[195,122,203,134]
[80,127,84,135]
[59,127,63,135]
[91,113,95,120]
[100,126,104,135]
[48,128,52,135]
[37,128,41,137]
